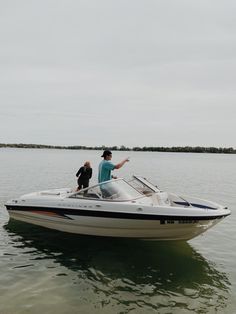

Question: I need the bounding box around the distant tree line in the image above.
[0,143,235,154]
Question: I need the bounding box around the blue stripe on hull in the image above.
[173,201,217,210]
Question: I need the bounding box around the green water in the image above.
[0,149,235,313]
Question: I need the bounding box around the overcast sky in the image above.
[0,0,235,147]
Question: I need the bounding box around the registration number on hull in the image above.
[160,220,199,225]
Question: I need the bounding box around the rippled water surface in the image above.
[0,148,235,313]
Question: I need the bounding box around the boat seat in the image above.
[85,193,100,199]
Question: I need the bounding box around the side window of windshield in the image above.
[69,180,142,201]
[128,179,153,195]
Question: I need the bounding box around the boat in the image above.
[5,176,230,241]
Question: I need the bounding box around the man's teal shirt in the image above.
[98,160,115,183]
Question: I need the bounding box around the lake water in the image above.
[0,148,235,313]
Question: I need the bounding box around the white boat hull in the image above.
[8,208,224,241]
[5,177,230,241]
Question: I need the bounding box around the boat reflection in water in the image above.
[4,220,231,314]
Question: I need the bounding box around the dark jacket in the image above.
[76,166,92,185]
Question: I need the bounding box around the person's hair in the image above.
[84,161,91,167]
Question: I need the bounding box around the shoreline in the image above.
[0,143,235,154]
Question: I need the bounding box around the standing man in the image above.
[98,150,129,183]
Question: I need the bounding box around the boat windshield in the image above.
[128,176,160,195]
[70,179,143,201]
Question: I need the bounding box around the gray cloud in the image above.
[0,0,235,147]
